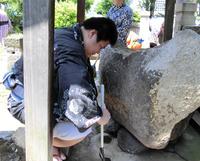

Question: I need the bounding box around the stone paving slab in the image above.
[175,126,200,161]
[68,125,200,161]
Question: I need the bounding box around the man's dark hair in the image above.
[82,17,118,46]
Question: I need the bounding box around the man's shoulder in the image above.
[54,27,77,46]
[54,27,73,37]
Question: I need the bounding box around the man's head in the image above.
[81,17,118,57]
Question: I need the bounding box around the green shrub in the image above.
[96,0,112,16]
[96,0,131,16]
[55,1,77,28]
[85,0,94,11]
[139,0,156,17]
[3,0,95,31]
[4,0,23,33]
[70,0,94,11]
[133,11,141,23]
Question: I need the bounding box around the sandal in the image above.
[53,146,70,161]
[53,155,63,161]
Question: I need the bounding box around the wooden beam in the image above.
[164,0,176,41]
[77,0,85,23]
[23,0,54,160]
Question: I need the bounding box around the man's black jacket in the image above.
[12,24,102,131]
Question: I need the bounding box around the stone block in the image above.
[99,30,200,149]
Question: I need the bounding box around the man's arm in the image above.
[56,60,102,131]
[97,108,110,125]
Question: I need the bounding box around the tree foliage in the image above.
[96,0,112,16]
[133,11,141,23]
[3,0,23,32]
[140,0,156,17]
[85,0,94,11]
[55,0,95,28]
[96,0,131,16]
[2,0,95,32]
[55,1,77,28]
[68,0,94,11]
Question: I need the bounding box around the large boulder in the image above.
[99,30,200,149]
[183,25,200,35]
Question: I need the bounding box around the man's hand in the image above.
[97,108,111,125]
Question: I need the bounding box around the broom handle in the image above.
[100,84,105,148]
[101,124,104,148]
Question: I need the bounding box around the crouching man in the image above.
[2,17,118,161]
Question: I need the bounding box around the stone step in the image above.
[192,110,200,126]
[191,109,200,133]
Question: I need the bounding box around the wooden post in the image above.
[23,0,54,160]
[77,0,85,23]
[164,0,176,41]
